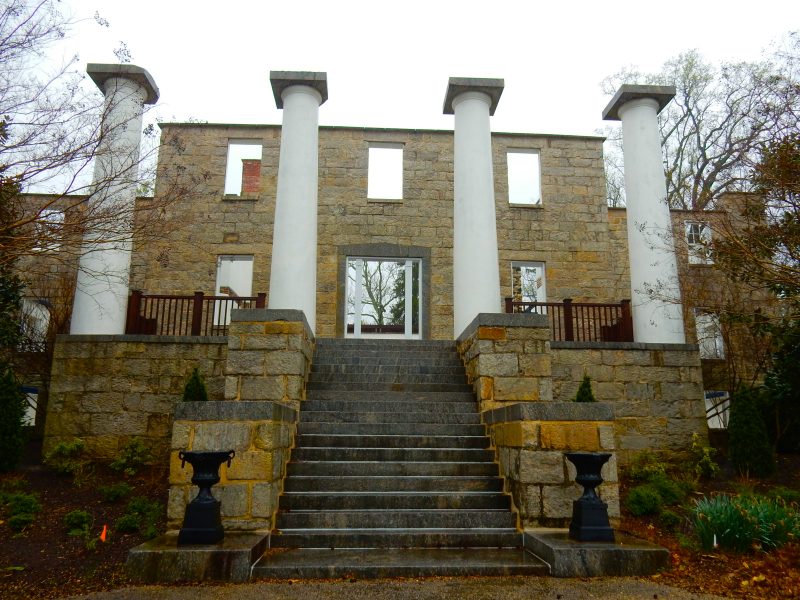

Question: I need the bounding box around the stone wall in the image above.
[133,124,620,340]
[551,342,706,465]
[457,313,553,412]
[224,309,314,410]
[44,335,227,458]
[167,401,296,531]
[485,402,619,528]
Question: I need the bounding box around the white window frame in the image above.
[694,309,724,359]
[704,390,730,429]
[224,140,263,196]
[367,143,403,200]
[507,150,542,206]
[511,261,547,306]
[214,255,254,326]
[685,221,713,265]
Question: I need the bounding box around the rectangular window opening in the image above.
[704,390,730,429]
[224,140,263,196]
[33,209,64,251]
[685,221,713,265]
[214,255,254,326]
[694,308,724,359]
[368,144,403,200]
[508,151,541,205]
[511,261,547,313]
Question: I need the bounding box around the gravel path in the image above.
[63,576,725,600]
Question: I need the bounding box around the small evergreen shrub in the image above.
[659,509,683,532]
[182,367,208,402]
[98,482,133,503]
[628,451,668,482]
[44,439,89,478]
[2,491,41,532]
[110,439,151,476]
[689,433,720,480]
[692,494,800,553]
[63,510,92,536]
[114,496,162,539]
[648,473,690,506]
[728,387,775,478]
[0,366,26,472]
[625,484,663,516]
[574,374,596,402]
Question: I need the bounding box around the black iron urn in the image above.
[565,451,615,542]
[177,449,235,546]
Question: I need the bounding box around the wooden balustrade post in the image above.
[256,293,266,309]
[125,290,142,334]
[191,291,204,336]
[563,298,574,341]
[504,297,513,314]
[620,299,633,342]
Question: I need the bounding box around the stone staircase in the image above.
[252,338,547,578]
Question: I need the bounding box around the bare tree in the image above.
[602,35,800,210]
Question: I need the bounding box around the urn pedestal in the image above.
[177,450,235,546]
[565,451,614,542]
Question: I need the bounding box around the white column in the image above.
[268,72,327,333]
[603,85,685,343]
[71,65,159,335]
[444,78,504,338]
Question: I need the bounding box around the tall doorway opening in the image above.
[345,257,420,339]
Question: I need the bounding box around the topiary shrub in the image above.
[182,367,208,402]
[574,374,596,402]
[0,366,26,472]
[728,387,775,478]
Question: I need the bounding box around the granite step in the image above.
[269,528,522,549]
[288,461,498,477]
[299,410,482,424]
[283,476,503,493]
[304,390,476,402]
[295,434,489,449]
[306,381,473,392]
[300,400,478,413]
[280,491,510,511]
[296,422,486,436]
[307,373,468,385]
[276,509,517,530]
[251,547,548,579]
[290,447,496,462]
[310,364,466,375]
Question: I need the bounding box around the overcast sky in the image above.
[53,0,797,136]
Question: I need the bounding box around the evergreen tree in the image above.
[574,374,596,402]
[182,368,208,402]
[728,387,775,477]
[0,366,26,471]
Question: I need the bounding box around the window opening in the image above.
[507,151,541,205]
[511,261,547,313]
[694,309,724,359]
[33,209,64,251]
[214,255,254,326]
[704,390,730,429]
[685,221,713,265]
[224,141,263,196]
[367,145,403,200]
[346,257,420,338]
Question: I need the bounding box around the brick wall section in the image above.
[44,335,227,458]
[223,309,314,410]
[551,341,707,466]
[240,159,261,195]
[133,124,620,339]
[484,402,619,528]
[457,313,553,412]
[167,401,296,531]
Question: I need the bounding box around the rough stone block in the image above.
[494,377,539,401]
[90,412,148,437]
[542,483,582,519]
[264,351,306,375]
[251,482,277,518]
[192,422,251,451]
[240,376,284,401]
[598,424,615,450]
[214,484,249,517]
[540,422,600,451]
[167,486,188,522]
[477,326,506,341]
[169,451,192,485]
[242,335,287,351]
[518,354,552,377]
[519,450,565,484]
[263,322,303,335]
[224,376,239,400]
[227,450,272,480]
[225,351,265,376]
[477,354,518,377]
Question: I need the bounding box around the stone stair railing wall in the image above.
[167,309,313,531]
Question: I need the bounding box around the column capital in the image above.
[602,84,675,121]
[443,77,504,116]
[86,63,159,104]
[270,71,328,108]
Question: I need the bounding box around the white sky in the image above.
[53,0,797,136]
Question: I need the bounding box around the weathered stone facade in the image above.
[44,335,227,458]
[167,401,296,531]
[132,125,627,340]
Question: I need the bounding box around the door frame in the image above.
[336,244,431,339]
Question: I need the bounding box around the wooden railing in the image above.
[504,297,633,342]
[125,290,266,336]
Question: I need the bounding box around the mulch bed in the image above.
[1,441,799,599]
